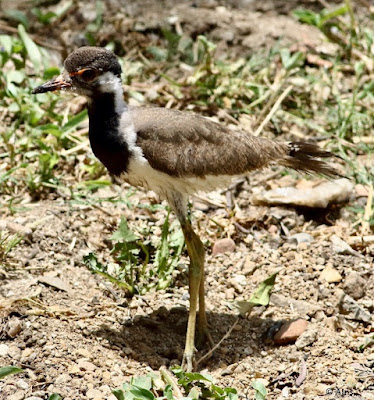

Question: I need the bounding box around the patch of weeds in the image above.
[293,0,362,56]
[112,367,239,400]
[84,212,184,296]
[0,231,22,267]
[290,4,374,229]
[32,0,73,26]
[0,27,107,206]
[70,180,135,209]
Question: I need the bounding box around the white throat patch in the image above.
[97,72,126,115]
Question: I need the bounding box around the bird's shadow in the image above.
[92,305,276,371]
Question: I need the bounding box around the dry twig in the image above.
[196,316,240,367]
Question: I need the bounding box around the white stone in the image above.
[0,343,9,356]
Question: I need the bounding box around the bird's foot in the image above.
[181,351,196,372]
[197,324,214,349]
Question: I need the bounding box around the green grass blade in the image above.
[48,394,62,400]
[0,366,23,379]
[18,24,42,73]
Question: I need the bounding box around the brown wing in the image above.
[130,107,287,178]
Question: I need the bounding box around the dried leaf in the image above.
[295,358,307,387]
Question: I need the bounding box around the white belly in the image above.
[122,155,235,199]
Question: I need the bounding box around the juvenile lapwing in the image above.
[33,46,339,371]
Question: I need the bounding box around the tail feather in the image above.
[280,141,342,178]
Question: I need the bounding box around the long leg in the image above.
[197,259,214,348]
[180,219,205,372]
[166,192,210,371]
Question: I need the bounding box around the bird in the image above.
[32,46,340,372]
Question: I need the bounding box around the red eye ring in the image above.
[69,68,97,82]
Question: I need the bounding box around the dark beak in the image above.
[32,75,71,94]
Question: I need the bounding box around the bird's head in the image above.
[32,46,122,98]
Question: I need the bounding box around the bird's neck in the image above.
[87,88,131,176]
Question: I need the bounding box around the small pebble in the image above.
[7,318,23,338]
[86,388,104,399]
[274,319,308,345]
[102,371,111,383]
[8,345,21,360]
[25,397,43,400]
[282,387,290,398]
[212,238,236,256]
[338,293,371,322]
[55,374,71,384]
[331,234,357,255]
[76,348,92,358]
[320,266,342,283]
[68,364,81,374]
[343,272,366,300]
[16,379,29,390]
[295,327,318,349]
[8,393,25,400]
[77,360,97,371]
[225,287,235,299]
[0,343,9,356]
[289,232,314,245]
[21,348,33,358]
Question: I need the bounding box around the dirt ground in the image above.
[1,1,374,399]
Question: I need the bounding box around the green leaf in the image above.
[164,385,174,400]
[147,46,168,62]
[229,271,281,316]
[43,67,61,80]
[0,34,13,54]
[226,390,239,400]
[0,366,23,379]
[62,110,88,133]
[5,10,29,28]
[111,217,138,242]
[186,387,199,399]
[54,0,73,18]
[77,180,111,191]
[112,389,126,400]
[131,376,152,390]
[129,386,155,400]
[280,49,304,71]
[249,271,280,306]
[292,9,320,27]
[320,5,348,26]
[6,70,25,84]
[6,82,19,98]
[358,334,374,352]
[211,384,224,395]
[252,380,267,400]
[48,394,62,400]
[18,24,42,73]
[83,253,135,292]
[198,35,217,53]
[180,371,212,383]
[32,8,57,25]
[286,52,305,70]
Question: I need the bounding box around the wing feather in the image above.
[130,107,286,177]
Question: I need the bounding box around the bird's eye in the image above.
[80,69,97,82]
